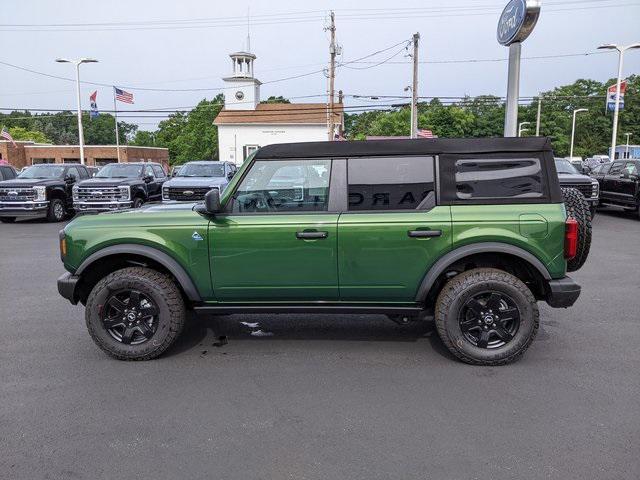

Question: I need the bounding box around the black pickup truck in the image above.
[591,159,639,216]
[0,163,90,223]
[554,158,600,217]
[72,162,167,213]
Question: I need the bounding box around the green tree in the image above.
[263,95,290,104]
[7,126,51,143]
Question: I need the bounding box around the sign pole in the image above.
[610,51,624,160]
[504,42,521,137]
[113,87,121,163]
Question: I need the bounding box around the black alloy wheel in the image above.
[458,291,520,349]
[101,289,159,345]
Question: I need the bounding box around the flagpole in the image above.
[113,87,121,163]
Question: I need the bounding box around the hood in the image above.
[558,172,594,184]
[164,176,228,188]
[77,177,143,188]
[0,178,63,187]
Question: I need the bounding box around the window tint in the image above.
[152,165,166,178]
[232,159,331,213]
[455,157,543,200]
[78,167,89,179]
[608,162,625,175]
[600,163,612,174]
[66,167,80,180]
[347,157,435,211]
[144,165,155,178]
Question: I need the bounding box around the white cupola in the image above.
[223,51,261,110]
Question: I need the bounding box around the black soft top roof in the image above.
[254,137,552,159]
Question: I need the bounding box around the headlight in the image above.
[118,186,130,201]
[33,186,46,201]
[72,185,79,200]
[591,181,599,198]
[162,187,169,199]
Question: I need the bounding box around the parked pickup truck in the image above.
[162,161,237,202]
[58,138,591,365]
[72,162,167,213]
[591,159,640,216]
[0,163,90,222]
[554,158,599,217]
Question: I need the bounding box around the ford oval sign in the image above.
[497,0,541,46]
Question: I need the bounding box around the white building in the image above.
[214,51,343,165]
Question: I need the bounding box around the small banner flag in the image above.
[417,129,436,138]
[606,80,626,112]
[89,91,99,119]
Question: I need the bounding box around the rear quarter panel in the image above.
[451,203,567,279]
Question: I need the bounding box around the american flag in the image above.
[114,87,134,104]
[417,129,435,138]
[1,126,17,147]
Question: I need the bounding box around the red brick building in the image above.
[0,141,169,170]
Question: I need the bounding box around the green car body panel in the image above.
[62,201,567,305]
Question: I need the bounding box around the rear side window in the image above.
[455,157,543,200]
[347,156,435,211]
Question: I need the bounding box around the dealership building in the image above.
[0,141,169,170]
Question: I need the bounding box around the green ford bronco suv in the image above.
[57,137,589,365]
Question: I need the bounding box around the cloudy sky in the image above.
[1,0,639,130]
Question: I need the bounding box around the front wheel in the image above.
[85,267,186,360]
[132,197,144,208]
[46,198,66,222]
[435,268,539,366]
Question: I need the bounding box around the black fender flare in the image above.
[75,244,202,302]
[414,242,552,302]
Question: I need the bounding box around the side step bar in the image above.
[193,304,425,315]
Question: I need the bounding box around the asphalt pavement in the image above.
[1,208,639,480]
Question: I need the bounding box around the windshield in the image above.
[555,159,579,175]
[96,164,143,178]
[177,164,225,177]
[18,165,65,179]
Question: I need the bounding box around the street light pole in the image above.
[518,121,531,137]
[56,58,98,165]
[625,132,632,158]
[570,108,588,159]
[598,43,640,159]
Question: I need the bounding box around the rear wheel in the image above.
[85,267,186,360]
[46,198,66,222]
[0,217,16,223]
[562,187,591,272]
[435,268,539,366]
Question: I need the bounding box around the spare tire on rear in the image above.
[562,187,591,272]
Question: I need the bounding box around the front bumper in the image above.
[73,200,133,212]
[545,276,581,308]
[57,272,80,305]
[0,201,49,217]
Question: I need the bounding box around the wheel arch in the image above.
[74,244,202,305]
[416,242,552,305]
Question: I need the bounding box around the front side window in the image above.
[455,157,543,200]
[152,165,166,178]
[232,159,331,213]
[66,167,80,180]
[608,162,624,175]
[18,165,65,179]
[347,156,435,211]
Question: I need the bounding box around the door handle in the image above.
[407,229,442,238]
[296,231,328,240]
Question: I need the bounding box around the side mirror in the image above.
[195,188,221,216]
[227,171,235,180]
[64,174,75,183]
[143,175,153,183]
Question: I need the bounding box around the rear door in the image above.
[208,157,339,301]
[337,156,452,302]
[619,162,639,205]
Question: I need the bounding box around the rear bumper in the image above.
[545,276,581,308]
[57,272,80,305]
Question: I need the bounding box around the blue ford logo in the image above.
[497,0,526,45]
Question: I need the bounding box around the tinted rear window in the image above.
[455,158,543,200]
[347,156,435,211]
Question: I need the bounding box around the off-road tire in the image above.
[562,187,591,272]
[0,217,16,223]
[46,198,66,222]
[435,268,539,366]
[132,196,144,208]
[589,205,597,219]
[85,267,186,360]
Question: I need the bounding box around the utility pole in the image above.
[327,11,336,141]
[410,33,420,139]
[535,96,542,136]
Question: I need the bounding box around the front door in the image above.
[619,162,639,205]
[601,161,625,202]
[209,157,338,302]
[337,156,452,302]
